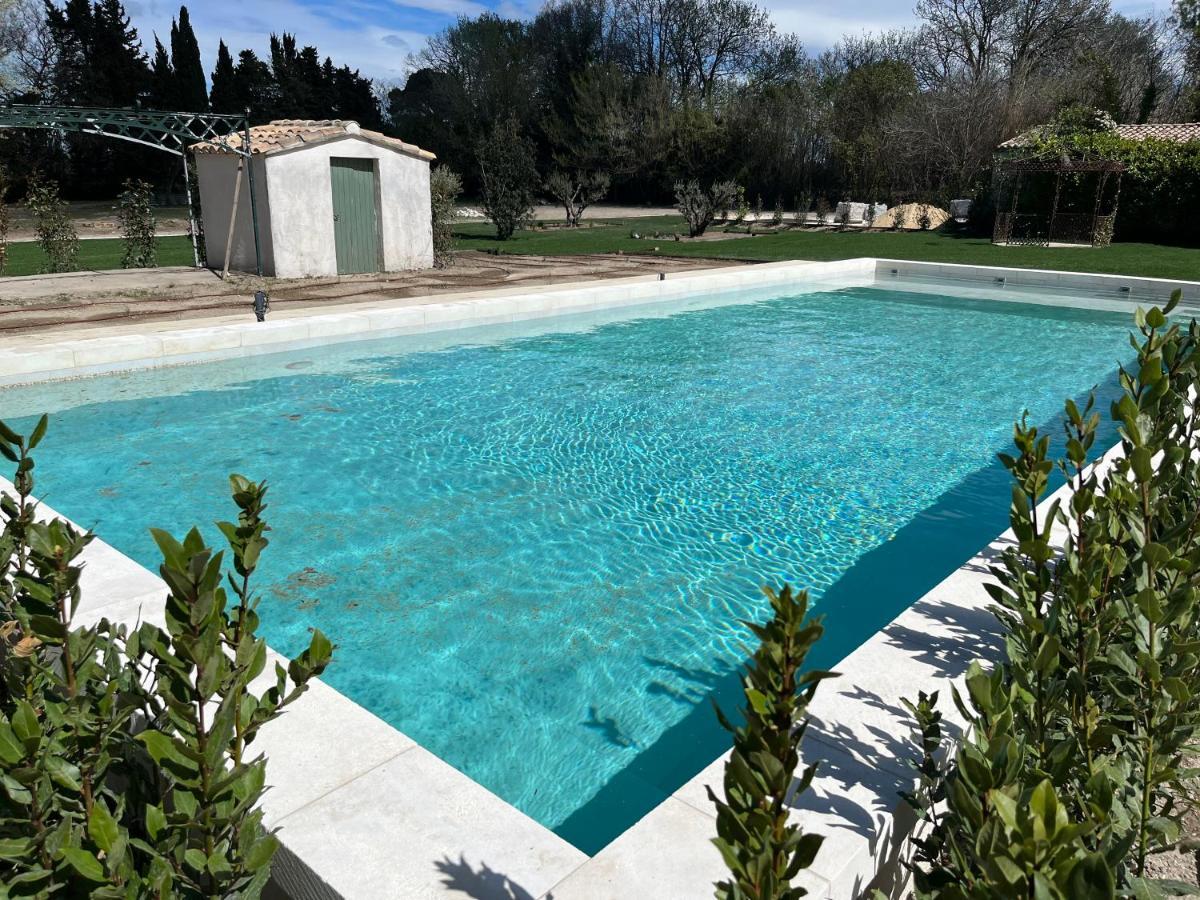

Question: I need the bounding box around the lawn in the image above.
[3,235,196,278]
[455,217,1200,281]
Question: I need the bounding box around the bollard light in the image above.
[253,290,269,322]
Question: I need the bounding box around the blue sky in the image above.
[123,0,1174,84]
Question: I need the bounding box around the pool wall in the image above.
[1,259,1195,898]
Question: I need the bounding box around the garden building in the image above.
[193,119,436,278]
[992,121,1200,248]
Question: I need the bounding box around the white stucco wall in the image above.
[195,154,275,276]
[264,135,433,279]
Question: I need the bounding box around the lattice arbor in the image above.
[992,158,1125,248]
[0,103,262,273]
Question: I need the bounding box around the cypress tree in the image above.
[150,36,178,109]
[170,5,207,110]
[233,49,277,121]
[210,40,237,111]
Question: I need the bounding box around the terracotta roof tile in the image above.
[1000,122,1200,149]
[191,119,435,161]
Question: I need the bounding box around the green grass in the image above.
[455,217,1200,281]
[3,235,196,277]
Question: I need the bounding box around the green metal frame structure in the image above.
[0,103,263,274]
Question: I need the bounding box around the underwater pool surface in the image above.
[1,283,1133,852]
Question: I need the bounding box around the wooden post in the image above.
[181,151,200,269]
[221,155,244,281]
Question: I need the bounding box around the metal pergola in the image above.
[0,102,263,274]
[992,157,1125,248]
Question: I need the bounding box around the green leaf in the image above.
[1068,852,1115,899]
[11,701,40,746]
[60,847,106,882]
[0,838,32,860]
[0,722,24,764]
[145,805,166,841]
[46,757,82,792]
[88,803,120,854]
[27,415,48,450]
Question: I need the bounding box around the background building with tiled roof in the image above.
[194,120,435,278]
[999,122,1200,150]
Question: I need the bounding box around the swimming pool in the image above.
[1,279,1133,853]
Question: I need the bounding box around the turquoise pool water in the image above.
[1,283,1133,852]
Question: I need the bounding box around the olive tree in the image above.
[544,170,610,227]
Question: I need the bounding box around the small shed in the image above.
[193,120,436,278]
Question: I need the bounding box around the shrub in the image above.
[0,167,8,276]
[0,417,333,895]
[732,186,749,226]
[544,170,610,227]
[710,585,835,899]
[916,203,932,231]
[771,196,784,227]
[25,174,78,273]
[754,194,763,223]
[675,179,738,237]
[836,200,851,231]
[476,116,539,241]
[118,178,158,269]
[814,197,830,226]
[430,165,463,268]
[900,292,1200,896]
[793,195,807,224]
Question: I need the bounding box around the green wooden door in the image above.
[330,158,380,274]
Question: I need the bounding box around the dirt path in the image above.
[0,251,748,333]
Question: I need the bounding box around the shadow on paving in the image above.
[553,376,1123,856]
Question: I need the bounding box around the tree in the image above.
[831,59,918,195]
[674,178,738,236]
[149,36,177,109]
[169,5,207,110]
[545,170,610,226]
[209,39,237,111]
[232,49,276,120]
[476,115,539,240]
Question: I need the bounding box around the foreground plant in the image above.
[0,417,333,896]
[710,585,836,899]
[899,290,1200,898]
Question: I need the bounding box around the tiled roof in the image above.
[1000,122,1200,148]
[191,119,435,161]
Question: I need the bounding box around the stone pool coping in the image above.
[1,259,1196,898]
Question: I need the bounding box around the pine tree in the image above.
[169,5,207,110]
[210,40,237,111]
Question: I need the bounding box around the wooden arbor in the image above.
[992,158,1124,247]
